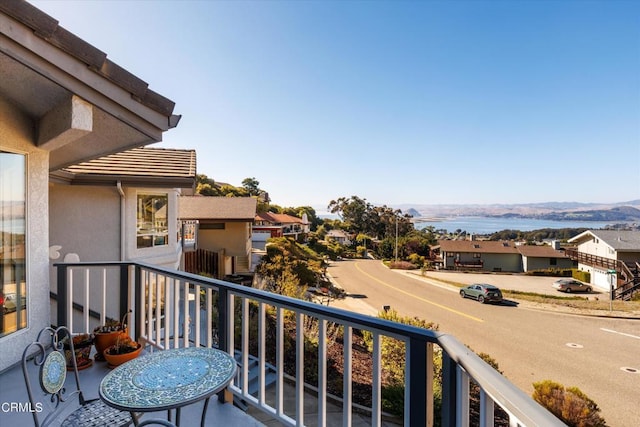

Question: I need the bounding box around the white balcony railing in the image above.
[54,261,564,427]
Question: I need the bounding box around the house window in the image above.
[473,253,481,259]
[137,193,168,248]
[200,223,225,230]
[1,151,27,337]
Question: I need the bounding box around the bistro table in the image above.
[99,347,237,427]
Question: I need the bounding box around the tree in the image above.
[242,177,261,196]
[328,196,414,241]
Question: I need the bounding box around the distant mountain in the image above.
[406,208,421,218]
[397,200,640,221]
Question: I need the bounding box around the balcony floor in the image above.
[0,350,264,427]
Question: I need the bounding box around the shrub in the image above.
[408,253,425,268]
[572,269,591,283]
[532,380,607,427]
[388,260,418,270]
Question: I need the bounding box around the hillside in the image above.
[398,200,640,221]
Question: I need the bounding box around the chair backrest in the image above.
[22,326,86,427]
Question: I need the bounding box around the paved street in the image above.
[327,259,640,427]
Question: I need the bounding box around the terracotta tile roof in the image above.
[516,245,569,258]
[438,240,519,254]
[179,196,257,221]
[255,212,303,225]
[0,1,176,117]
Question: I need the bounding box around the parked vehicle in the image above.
[460,284,503,304]
[552,279,592,293]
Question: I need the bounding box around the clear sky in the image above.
[31,0,640,211]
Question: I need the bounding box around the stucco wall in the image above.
[0,98,50,372]
[198,222,250,257]
[49,185,120,265]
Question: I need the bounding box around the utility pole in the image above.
[395,215,398,263]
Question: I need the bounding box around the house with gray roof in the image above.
[567,230,640,297]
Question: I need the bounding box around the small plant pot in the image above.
[94,329,128,361]
[64,338,94,370]
[103,342,142,368]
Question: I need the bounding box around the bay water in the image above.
[413,216,614,235]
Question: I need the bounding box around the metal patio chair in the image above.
[22,326,136,427]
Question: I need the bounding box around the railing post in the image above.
[134,265,143,341]
[56,264,68,327]
[441,351,457,427]
[217,287,229,402]
[408,337,427,426]
[119,263,129,326]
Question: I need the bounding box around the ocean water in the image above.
[413,216,614,235]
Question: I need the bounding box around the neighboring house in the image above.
[440,239,522,272]
[439,238,572,273]
[567,230,640,294]
[325,229,353,246]
[517,244,575,272]
[49,147,196,272]
[253,212,309,242]
[0,3,179,371]
[179,196,257,278]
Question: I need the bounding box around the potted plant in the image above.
[103,334,142,367]
[93,311,130,361]
[63,333,94,370]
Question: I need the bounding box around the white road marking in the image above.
[600,328,640,340]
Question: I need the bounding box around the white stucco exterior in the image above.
[0,98,51,371]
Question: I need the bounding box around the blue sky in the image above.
[32,0,639,211]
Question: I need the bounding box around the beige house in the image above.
[179,196,257,278]
[0,2,179,371]
[567,230,640,294]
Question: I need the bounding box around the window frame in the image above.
[136,192,169,249]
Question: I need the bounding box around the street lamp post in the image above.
[394,215,398,263]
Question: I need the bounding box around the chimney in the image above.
[551,240,560,250]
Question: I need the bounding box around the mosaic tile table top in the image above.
[99,347,237,411]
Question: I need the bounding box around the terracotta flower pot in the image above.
[103,342,142,367]
[64,336,94,370]
[94,329,128,361]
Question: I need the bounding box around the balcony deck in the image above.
[0,348,263,427]
[11,260,565,427]
[1,346,402,427]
